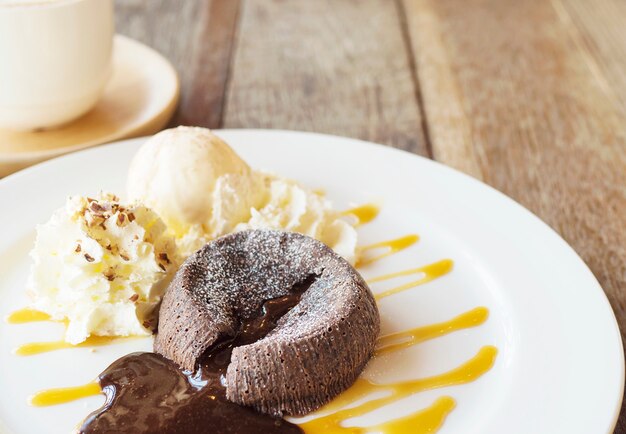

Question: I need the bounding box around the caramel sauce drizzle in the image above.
[356,234,419,267]
[15,336,140,356]
[8,308,142,356]
[341,204,381,226]
[30,382,101,407]
[27,308,494,414]
[300,346,497,433]
[375,307,489,356]
[5,308,52,324]
[304,396,456,434]
[370,397,455,434]
[369,259,454,300]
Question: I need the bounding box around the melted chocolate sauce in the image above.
[78,284,312,434]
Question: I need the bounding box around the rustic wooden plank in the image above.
[401,0,626,428]
[560,0,626,117]
[397,0,484,178]
[223,0,427,154]
[555,4,626,429]
[115,0,240,128]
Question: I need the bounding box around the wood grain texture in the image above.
[223,0,427,154]
[401,0,626,429]
[561,0,626,116]
[114,0,240,128]
[555,3,626,427]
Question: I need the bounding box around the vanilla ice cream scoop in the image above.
[127,127,262,239]
[127,127,358,263]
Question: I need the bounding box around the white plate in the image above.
[0,130,623,434]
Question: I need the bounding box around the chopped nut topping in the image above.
[158,263,166,272]
[84,212,95,226]
[75,244,81,253]
[89,202,106,213]
[116,213,126,226]
[120,253,130,261]
[127,212,136,222]
[84,253,95,262]
[85,212,106,228]
[129,294,139,302]
[158,253,171,264]
[104,269,115,281]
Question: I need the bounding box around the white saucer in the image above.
[0,35,179,177]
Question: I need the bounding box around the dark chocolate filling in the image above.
[78,281,315,434]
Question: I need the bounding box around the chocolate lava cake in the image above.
[154,229,380,416]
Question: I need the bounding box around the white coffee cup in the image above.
[0,0,114,131]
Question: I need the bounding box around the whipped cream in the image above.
[28,193,178,344]
[235,174,358,264]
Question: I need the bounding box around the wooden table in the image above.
[117,0,626,430]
